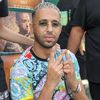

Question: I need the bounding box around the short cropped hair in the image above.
[32,2,60,18]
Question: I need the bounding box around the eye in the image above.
[52,22,61,27]
[22,19,27,23]
[39,21,47,26]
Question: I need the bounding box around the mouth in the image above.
[44,35,55,42]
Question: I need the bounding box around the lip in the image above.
[44,35,55,42]
[44,34,55,38]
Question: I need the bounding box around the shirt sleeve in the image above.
[10,61,34,100]
[71,0,87,30]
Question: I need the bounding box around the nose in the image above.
[46,23,53,32]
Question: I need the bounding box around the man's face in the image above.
[17,13,31,35]
[33,7,62,48]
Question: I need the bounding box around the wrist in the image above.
[69,81,78,90]
[71,83,81,94]
[44,81,56,92]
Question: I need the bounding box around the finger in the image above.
[63,60,71,74]
[61,49,67,61]
[63,59,74,71]
[63,60,69,65]
[58,69,64,78]
[49,45,57,63]
[56,63,63,71]
[55,43,60,50]
[63,68,71,74]
[60,70,64,77]
[55,52,63,65]
[68,59,74,67]
[63,60,71,68]
[63,64,71,70]
[49,44,61,63]
[65,50,70,61]
[55,49,67,65]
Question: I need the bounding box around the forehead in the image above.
[34,7,60,21]
[19,13,29,20]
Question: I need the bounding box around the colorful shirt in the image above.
[10,47,80,100]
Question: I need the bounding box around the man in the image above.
[10,2,88,100]
[0,20,34,46]
[16,12,33,50]
[0,0,34,99]
[16,13,32,36]
[0,0,34,45]
[67,0,100,99]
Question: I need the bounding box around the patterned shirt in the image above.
[10,47,81,100]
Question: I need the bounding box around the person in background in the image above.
[67,0,100,99]
[57,0,86,79]
[46,0,86,79]
[16,12,32,36]
[10,2,88,100]
[57,0,79,49]
[0,0,34,99]
[0,18,34,46]
[16,12,33,50]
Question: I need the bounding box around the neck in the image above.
[32,42,51,59]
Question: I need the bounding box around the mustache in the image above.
[46,31,53,35]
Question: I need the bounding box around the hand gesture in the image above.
[46,44,64,88]
[63,50,77,89]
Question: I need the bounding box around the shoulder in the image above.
[10,47,33,77]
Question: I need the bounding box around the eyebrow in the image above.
[39,19,60,23]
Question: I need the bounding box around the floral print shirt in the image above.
[10,47,80,100]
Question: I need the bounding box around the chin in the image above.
[42,43,55,48]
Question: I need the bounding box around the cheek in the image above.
[21,22,27,28]
[23,24,27,28]
[33,26,44,34]
[56,28,62,36]
[33,28,43,38]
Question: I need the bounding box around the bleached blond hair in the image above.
[32,2,60,17]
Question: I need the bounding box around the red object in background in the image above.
[1,53,20,88]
